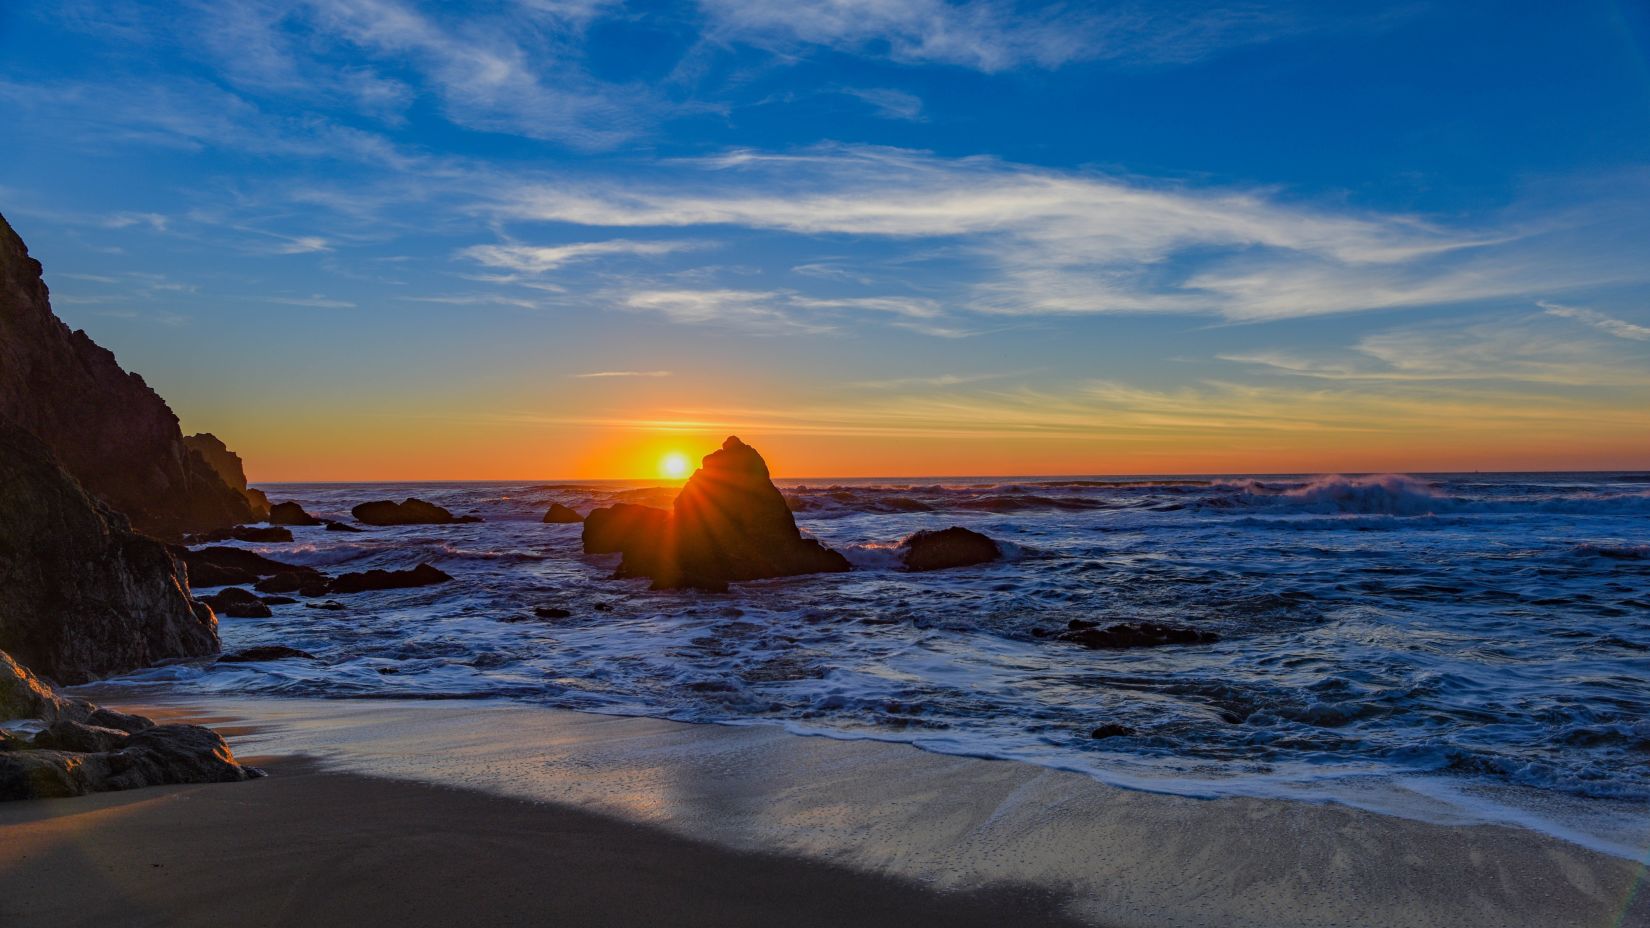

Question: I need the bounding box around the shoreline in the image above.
[23,693,1646,928]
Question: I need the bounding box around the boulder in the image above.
[32,720,130,754]
[1,650,72,723]
[0,214,257,539]
[582,437,850,591]
[217,646,313,663]
[0,422,218,684]
[198,587,273,619]
[327,562,452,595]
[897,527,1002,572]
[269,501,324,526]
[351,498,481,526]
[1052,621,1220,650]
[325,520,363,532]
[182,433,271,521]
[543,503,583,523]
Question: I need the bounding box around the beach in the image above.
[4,696,1643,928]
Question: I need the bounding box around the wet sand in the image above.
[4,696,1648,928]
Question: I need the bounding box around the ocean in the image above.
[96,472,1650,856]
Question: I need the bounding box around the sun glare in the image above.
[661,452,690,479]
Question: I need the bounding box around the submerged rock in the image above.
[1089,724,1136,740]
[324,520,364,533]
[582,437,850,591]
[217,646,313,663]
[198,588,273,619]
[268,500,324,526]
[1054,621,1219,650]
[543,503,583,524]
[327,562,452,594]
[0,422,217,684]
[533,606,573,619]
[253,572,330,597]
[0,214,258,539]
[351,498,481,526]
[897,527,1002,572]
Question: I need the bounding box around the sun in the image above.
[661,452,690,479]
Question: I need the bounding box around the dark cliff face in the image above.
[0,213,254,539]
[0,421,217,684]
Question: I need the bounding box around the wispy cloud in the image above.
[488,144,1636,323]
[1222,312,1650,388]
[838,86,925,120]
[461,240,696,274]
[697,0,1323,72]
[620,288,834,334]
[1538,300,1650,341]
[266,295,357,309]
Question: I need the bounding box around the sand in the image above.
[4,697,1647,928]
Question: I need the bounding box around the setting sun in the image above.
[660,452,690,479]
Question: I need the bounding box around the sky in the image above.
[2,0,1648,480]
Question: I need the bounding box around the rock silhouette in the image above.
[0,421,217,684]
[543,503,583,523]
[0,213,257,539]
[352,498,481,526]
[268,501,324,526]
[183,432,271,520]
[897,527,1002,571]
[582,437,850,591]
[1049,621,1220,650]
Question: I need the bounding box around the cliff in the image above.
[0,212,255,539]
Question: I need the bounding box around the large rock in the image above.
[268,500,323,526]
[0,422,218,684]
[582,437,850,591]
[182,432,270,521]
[897,527,1002,572]
[0,213,256,539]
[581,502,669,554]
[351,498,481,526]
[543,503,583,523]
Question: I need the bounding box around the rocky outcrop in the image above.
[0,214,256,539]
[897,527,1002,571]
[543,503,583,523]
[1,650,258,800]
[351,498,481,526]
[183,432,270,521]
[328,563,451,594]
[582,503,669,554]
[269,501,323,526]
[0,421,218,684]
[582,437,850,591]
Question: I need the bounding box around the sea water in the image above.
[99,472,1650,855]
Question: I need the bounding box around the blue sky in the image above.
[2,1,1648,478]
